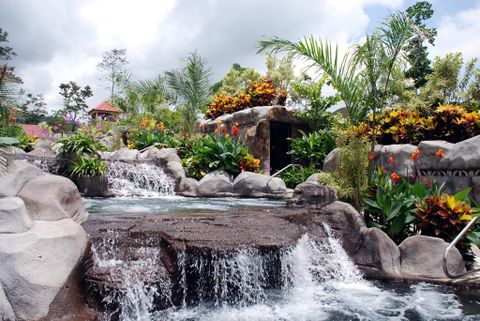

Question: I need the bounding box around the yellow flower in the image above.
[225,133,230,138]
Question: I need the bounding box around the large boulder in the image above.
[352,227,401,278]
[287,181,337,208]
[18,175,88,224]
[27,141,56,158]
[0,219,88,321]
[399,235,466,279]
[110,147,139,161]
[178,177,199,197]
[417,140,453,170]
[0,197,33,234]
[379,144,417,178]
[0,283,15,321]
[233,171,287,197]
[1,146,27,157]
[165,161,186,182]
[197,171,234,196]
[323,148,339,173]
[447,135,480,170]
[0,163,42,197]
[156,148,181,165]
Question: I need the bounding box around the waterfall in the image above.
[105,161,175,197]
[91,229,466,321]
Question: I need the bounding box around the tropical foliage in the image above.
[287,130,335,168]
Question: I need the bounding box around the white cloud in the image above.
[431,3,480,61]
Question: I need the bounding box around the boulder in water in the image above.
[287,181,337,208]
[179,177,199,197]
[233,171,287,197]
[165,160,186,182]
[197,171,234,196]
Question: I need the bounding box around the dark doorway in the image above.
[270,121,291,173]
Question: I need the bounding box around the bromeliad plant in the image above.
[67,155,108,177]
[182,121,260,179]
[287,129,335,169]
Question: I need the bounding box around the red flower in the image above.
[390,172,401,182]
[369,151,375,160]
[387,156,395,164]
[221,125,227,132]
[410,148,420,161]
[183,131,187,141]
[436,149,445,158]
[232,125,239,136]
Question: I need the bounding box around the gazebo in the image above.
[88,101,122,121]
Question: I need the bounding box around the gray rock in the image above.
[110,147,139,161]
[323,147,339,173]
[27,141,56,158]
[18,175,88,224]
[287,181,337,208]
[399,235,466,279]
[138,146,161,160]
[156,148,181,164]
[0,219,88,321]
[417,140,453,170]
[353,227,401,278]
[379,144,417,178]
[233,171,287,197]
[165,161,186,181]
[6,160,29,173]
[0,163,42,197]
[0,283,15,321]
[197,171,234,196]
[445,135,480,170]
[0,197,33,234]
[0,146,26,156]
[305,173,320,182]
[178,177,199,197]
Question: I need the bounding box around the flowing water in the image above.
[91,229,480,321]
[105,161,175,197]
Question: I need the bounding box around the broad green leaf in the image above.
[453,188,471,202]
[386,202,403,221]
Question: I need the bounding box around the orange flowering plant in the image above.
[125,113,174,150]
[182,121,260,179]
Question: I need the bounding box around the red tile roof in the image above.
[88,101,122,114]
[21,124,45,137]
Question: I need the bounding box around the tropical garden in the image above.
[1,2,480,254]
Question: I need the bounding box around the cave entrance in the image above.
[269,121,292,173]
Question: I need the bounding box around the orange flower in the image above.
[410,148,420,161]
[140,120,149,127]
[387,156,395,164]
[232,125,239,136]
[221,125,227,132]
[369,151,375,161]
[390,172,401,182]
[157,122,165,132]
[436,149,445,158]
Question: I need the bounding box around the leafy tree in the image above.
[166,52,211,134]
[18,93,47,124]
[97,49,129,102]
[265,52,295,92]
[212,63,261,95]
[404,1,437,88]
[59,81,93,120]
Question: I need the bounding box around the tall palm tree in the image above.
[166,52,211,134]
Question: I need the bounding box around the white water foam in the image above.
[106,161,175,197]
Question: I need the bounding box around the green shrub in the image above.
[279,166,318,188]
[288,130,335,168]
[68,155,108,177]
[316,171,354,202]
[59,131,106,157]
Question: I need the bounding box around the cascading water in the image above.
[105,161,175,197]
[91,228,472,321]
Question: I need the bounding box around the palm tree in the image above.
[166,52,211,134]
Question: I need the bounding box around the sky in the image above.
[1,0,480,110]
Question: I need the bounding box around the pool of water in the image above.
[84,196,287,215]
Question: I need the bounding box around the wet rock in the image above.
[179,177,199,197]
[233,171,287,197]
[197,171,234,196]
[0,197,33,234]
[156,148,181,165]
[0,219,88,321]
[27,141,56,158]
[110,147,139,161]
[353,227,401,278]
[18,175,88,224]
[0,163,42,197]
[165,161,185,182]
[399,235,466,279]
[287,181,336,208]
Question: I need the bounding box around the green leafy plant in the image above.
[288,130,335,168]
[59,131,107,157]
[68,155,108,177]
[316,171,354,202]
[279,166,318,189]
